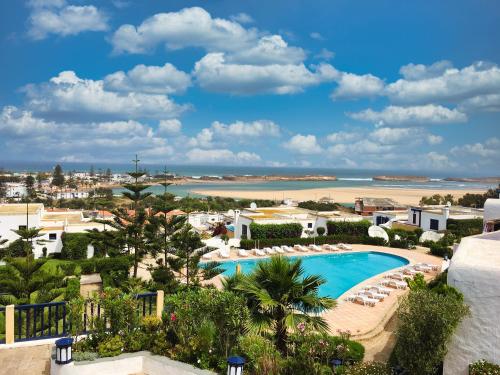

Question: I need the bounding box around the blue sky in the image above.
[0,0,499,172]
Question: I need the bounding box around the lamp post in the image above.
[227,356,245,375]
[55,337,73,365]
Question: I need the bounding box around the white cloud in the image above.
[158,119,182,135]
[331,72,385,99]
[211,120,280,137]
[423,152,458,170]
[110,7,258,54]
[326,131,359,143]
[104,63,191,95]
[283,134,322,154]
[458,94,500,112]
[227,35,306,66]
[188,128,214,148]
[399,60,453,81]
[229,13,254,24]
[193,53,336,94]
[349,105,467,127]
[427,134,443,145]
[28,1,108,40]
[186,148,261,164]
[386,61,500,105]
[310,32,324,41]
[314,48,335,61]
[0,106,53,135]
[24,71,188,121]
[450,138,500,158]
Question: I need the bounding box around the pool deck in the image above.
[208,244,443,361]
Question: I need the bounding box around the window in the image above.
[307,223,313,228]
[18,225,27,230]
[430,219,439,231]
[49,233,57,240]
[412,212,417,224]
[242,224,248,238]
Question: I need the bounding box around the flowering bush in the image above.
[344,362,394,375]
[469,360,500,375]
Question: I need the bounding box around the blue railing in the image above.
[15,301,67,342]
[2,291,158,344]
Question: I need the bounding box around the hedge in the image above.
[61,232,90,260]
[249,222,303,239]
[80,256,133,275]
[240,234,386,249]
[326,220,371,236]
[446,218,483,238]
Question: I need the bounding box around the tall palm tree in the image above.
[234,255,336,353]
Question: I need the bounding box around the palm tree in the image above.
[234,255,336,353]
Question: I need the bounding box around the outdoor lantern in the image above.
[55,337,73,365]
[331,358,343,373]
[227,356,245,375]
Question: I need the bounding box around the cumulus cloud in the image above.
[110,7,259,54]
[386,61,500,105]
[331,72,385,99]
[28,1,108,40]
[283,134,322,154]
[326,131,359,143]
[450,138,500,158]
[423,152,458,170]
[104,63,191,95]
[193,53,336,94]
[310,32,324,41]
[349,105,467,127]
[229,13,254,24]
[186,148,261,164]
[158,119,182,135]
[399,60,453,81]
[23,71,188,121]
[458,94,500,112]
[0,106,174,162]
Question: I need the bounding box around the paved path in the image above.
[0,344,51,375]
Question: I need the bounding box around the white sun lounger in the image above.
[219,249,230,258]
[354,295,377,307]
[254,248,265,256]
[323,244,339,251]
[381,279,407,289]
[418,262,439,271]
[273,246,285,254]
[414,264,432,272]
[294,245,309,252]
[387,272,407,281]
[368,285,391,295]
[360,290,385,301]
[282,245,294,253]
[264,247,275,255]
[338,243,353,250]
[309,244,322,252]
[238,249,248,257]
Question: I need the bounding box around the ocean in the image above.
[1,160,497,197]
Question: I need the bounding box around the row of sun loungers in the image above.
[346,262,439,307]
[250,243,354,257]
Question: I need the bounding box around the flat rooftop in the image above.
[0,203,43,215]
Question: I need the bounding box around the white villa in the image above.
[187,211,233,231]
[0,203,109,258]
[233,205,364,239]
[373,204,483,232]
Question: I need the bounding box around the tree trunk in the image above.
[275,311,288,354]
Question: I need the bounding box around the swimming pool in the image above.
[220,251,409,298]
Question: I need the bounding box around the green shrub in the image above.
[446,218,483,237]
[65,278,80,301]
[80,260,95,274]
[97,335,124,357]
[61,232,90,260]
[298,200,340,211]
[240,234,386,250]
[73,351,99,362]
[429,242,453,258]
[344,362,393,375]
[326,220,371,236]
[317,227,326,236]
[249,222,303,239]
[469,360,500,375]
[238,334,283,375]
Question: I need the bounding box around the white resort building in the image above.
[234,205,364,239]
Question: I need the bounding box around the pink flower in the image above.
[297,322,306,333]
[170,313,177,322]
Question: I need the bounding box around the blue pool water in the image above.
[220,251,408,298]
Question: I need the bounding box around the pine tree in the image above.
[25,174,36,197]
[52,164,65,187]
[89,165,95,177]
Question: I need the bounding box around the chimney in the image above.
[442,205,450,220]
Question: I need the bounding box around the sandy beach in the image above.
[192,186,484,205]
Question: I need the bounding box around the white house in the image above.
[444,229,500,375]
[483,198,500,233]
[372,210,408,227]
[5,183,27,199]
[54,190,90,200]
[405,205,483,232]
[233,206,364,239]
[187,211,232,230]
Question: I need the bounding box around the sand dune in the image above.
[192,186,484,205]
